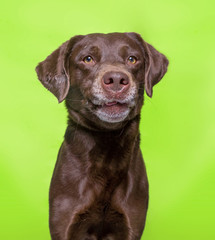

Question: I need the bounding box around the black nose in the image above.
[102,71,130,93]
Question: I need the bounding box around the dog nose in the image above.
[102,71,130,93]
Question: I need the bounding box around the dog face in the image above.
[36,32,168,128]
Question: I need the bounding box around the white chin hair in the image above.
[95,109,130,123]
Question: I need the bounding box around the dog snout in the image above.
[102,71,130,93]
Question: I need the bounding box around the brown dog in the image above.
[35,32,168,240]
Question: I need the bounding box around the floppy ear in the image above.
[127,32,169,97]
[35,35,83,103]
[143,42,169,97]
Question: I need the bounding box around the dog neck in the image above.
[64,114,141,193]
[64,113,141,162]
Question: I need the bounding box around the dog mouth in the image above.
[98,101,129,114]
[89,99,132,123]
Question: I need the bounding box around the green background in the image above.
[0,0,214,239]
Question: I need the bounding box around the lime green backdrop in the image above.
[0,0,214,239]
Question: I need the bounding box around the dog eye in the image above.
[83,56,94,64]
[127,56,137,64]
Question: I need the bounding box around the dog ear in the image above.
[143,42,169,97]
[127,32,169,97]
[35,35,83,103]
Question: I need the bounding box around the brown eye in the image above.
[128,56,137,64]
[83,56,94,64]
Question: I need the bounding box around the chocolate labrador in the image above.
[35,32,168,240]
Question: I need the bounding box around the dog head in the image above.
[36,33,168,129]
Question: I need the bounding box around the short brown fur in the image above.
[35,32,168,240]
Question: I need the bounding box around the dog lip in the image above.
[90,98,133,106]
[98,102,129,116]
[105,101,118,106]
[88,97,136,111]
[98,101,129,109]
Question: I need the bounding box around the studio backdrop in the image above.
[0,0,214,239]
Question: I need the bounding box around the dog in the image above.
[35,32,168,240]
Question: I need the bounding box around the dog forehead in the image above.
[77,33,140,52]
